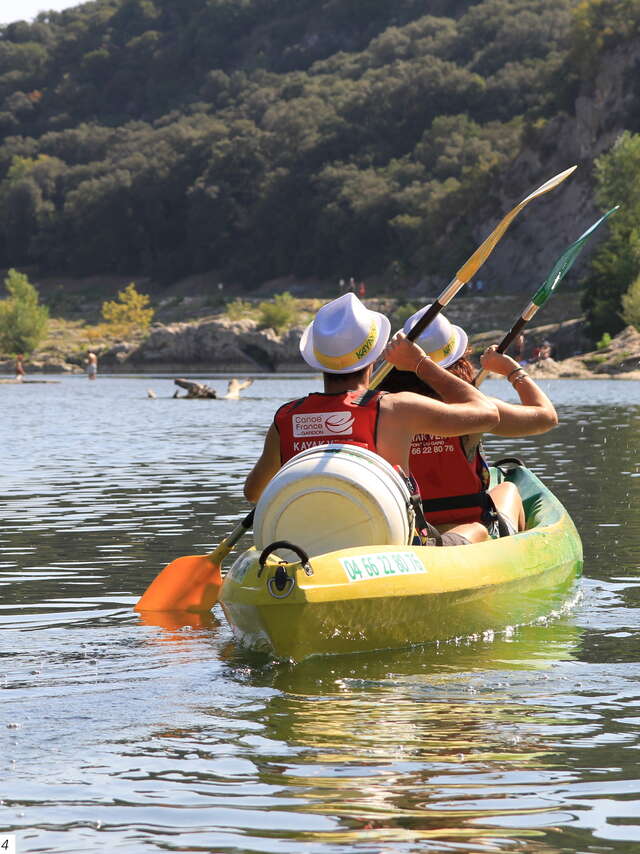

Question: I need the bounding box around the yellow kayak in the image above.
[219,461,583,661]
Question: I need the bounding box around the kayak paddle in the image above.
[135,167,579,615]
[134,508,255,613]
[369,165,577,389]
[473,205,619,386]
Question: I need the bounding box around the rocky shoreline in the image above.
[2,316,640,380]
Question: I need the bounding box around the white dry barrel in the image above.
[253,444,414,559]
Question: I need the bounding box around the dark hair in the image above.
[378,356,475,397]
[323,366,370,384]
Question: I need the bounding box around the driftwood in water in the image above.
[173,378,217,399]
[224,377,254,399]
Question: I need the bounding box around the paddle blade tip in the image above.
[134,554,223,613]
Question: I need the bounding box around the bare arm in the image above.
[382,333,500,435]
[243,422,281,503]
[480,346,558,437]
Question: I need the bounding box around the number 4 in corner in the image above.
[1,835,16,854]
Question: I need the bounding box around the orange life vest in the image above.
[274,390,383,464]
[410,433,490,525]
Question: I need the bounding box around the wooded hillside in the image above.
[0,0,638,296]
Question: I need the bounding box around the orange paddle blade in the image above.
[134,554,223,614]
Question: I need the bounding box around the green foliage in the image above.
[257,291,299,333]
[101,282,154,335]
[225,297,255,321]
[621,275,640,330]
[596,332,611,349]
[581,131,640,338]
[568,0,640,79]
[0,0,581,286]
[0,267,48,354]
[391,302,419,329]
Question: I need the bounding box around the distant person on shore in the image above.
[85,350,98,380]
[514,332,527,364]
[531,340,552,362]
[358,281,366,299]
[15,353,25,382]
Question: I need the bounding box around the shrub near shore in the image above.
[2,288,639,377]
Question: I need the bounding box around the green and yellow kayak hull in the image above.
[219,465,583,661]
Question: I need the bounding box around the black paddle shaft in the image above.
[372,299,446,384]
[405,300,444,343]
[496,316,528,355]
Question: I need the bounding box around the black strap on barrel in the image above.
[393,469,443,546]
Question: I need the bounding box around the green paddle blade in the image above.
[531,206,619,308]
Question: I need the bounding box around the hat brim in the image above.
[438,324,468,368]
[300,311,391,373]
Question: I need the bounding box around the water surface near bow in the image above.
[2,374,639,853]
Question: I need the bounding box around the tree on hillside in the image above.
[0,0,582,286]
[101,282,154,336]
[581,131,640,339]
[621,275,640,330]
[0,267,49,354]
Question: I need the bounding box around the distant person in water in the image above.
[85,350,98,380]
[379,306,558,544]
[15,353,25,382]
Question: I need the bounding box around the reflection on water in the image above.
[1,375,639,853]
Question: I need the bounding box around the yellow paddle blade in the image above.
[456,165,577,283]
[134,553,223,614]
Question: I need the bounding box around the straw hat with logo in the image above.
[300,293,391,374]
[402,305,468,368]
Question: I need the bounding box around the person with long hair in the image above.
[245,295,500,549]
[379,306,558,544]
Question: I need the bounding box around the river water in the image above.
[1,374,639,854]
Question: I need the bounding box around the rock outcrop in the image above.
[102,317,308,372]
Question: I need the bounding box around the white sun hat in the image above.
[402,305,468,368]
[300,293,391,374]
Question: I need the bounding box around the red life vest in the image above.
[410,433,490,525]
[275,390,383,464]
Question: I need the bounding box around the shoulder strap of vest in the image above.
[275,395,309,419]
[354,389,384,406]
[273,396,308,438]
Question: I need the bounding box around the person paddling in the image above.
[379,306,558,543]
[244,294,499,545]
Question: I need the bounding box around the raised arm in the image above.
[383,333,500,436]
[480,345,558,437]
[244,422,281,503]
